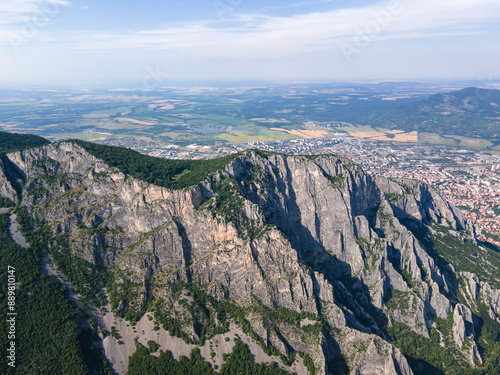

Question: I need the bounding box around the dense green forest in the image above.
[128,337,293,375]
[0,131,50,154]
[0,213,112,374]
[73,140,240,189]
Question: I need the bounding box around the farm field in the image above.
[0,83,497,151]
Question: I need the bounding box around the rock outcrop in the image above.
[2,142,499,374]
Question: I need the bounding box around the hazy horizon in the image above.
[1,0,499,86]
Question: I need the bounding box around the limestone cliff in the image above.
[2,142,500,374]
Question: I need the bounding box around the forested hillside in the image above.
[0,131,50,154]
[0,212,112,374]
[331,87,500,141]
[73,140,240,189]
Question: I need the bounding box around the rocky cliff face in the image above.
[2,142,500,374]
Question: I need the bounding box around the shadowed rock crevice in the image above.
[174,219,193,283]
[323,328,349,375]
[253,156,389,335]
[395,214,459,300]
[0,154,26,202]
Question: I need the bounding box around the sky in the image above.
[0,0,499,86]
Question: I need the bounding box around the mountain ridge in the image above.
[372,87,500,140]
[2,141,500,374]
[328,87,500,143]
[0,130,50,154]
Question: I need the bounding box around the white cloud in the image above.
[0,0,70,47]
[1,0,499,82]
[0,0,69,17]
[2,0,499,55]
[0,1,69,31]
[60,0,500,60]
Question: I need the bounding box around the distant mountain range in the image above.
[335,87,500,142]
[384,87,500,136]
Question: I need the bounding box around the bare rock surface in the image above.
[7,213,28,248]
[2,142,498,374]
